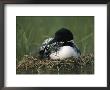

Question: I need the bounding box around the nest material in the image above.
[16,53,94,74]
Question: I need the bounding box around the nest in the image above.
[16,53,94,74]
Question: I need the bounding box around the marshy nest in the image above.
[16,53,94,74]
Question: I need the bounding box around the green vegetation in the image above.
[16,16,94,74]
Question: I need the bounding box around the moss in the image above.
[16,53,94,74]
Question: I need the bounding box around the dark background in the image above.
[0,0,109,4]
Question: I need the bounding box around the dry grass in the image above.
[16,53,94,74]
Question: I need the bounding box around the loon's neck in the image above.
[62,41,74,47]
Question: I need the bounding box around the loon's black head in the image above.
[54,28,73,42]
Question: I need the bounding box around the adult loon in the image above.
[39,28,81,60]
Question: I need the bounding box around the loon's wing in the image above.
[39,38,54,58]
[70,40,81,55]
[40,38,54,50]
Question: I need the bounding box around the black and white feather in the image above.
[39,28,81,60]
